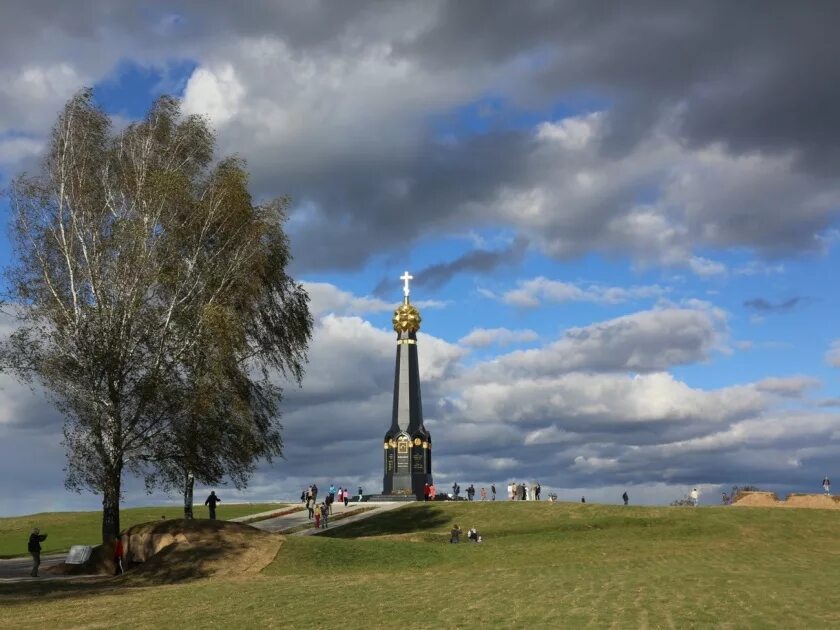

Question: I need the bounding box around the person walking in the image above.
[28,528,48,577]
[690,488,700,506]
[343,488,350,507]
[357,486,363,502]
[823,476,831,495]
[204,491,221,520]
[307,495,315,520]
[622,491,629,506]
[113,536,124,575]
[321,502,329,528]
[491,484,496,501]
[311,484,319,502]
[314,503,322,528]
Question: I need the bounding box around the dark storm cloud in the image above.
[371,237,527,297]
[4,1,840,272]
[404,1,840,166]
[743,296,805,313]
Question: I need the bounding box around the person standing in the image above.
[521,483,528,501]
[329,484,336,502]
[113,536,124,575]
[357,486,363,502]
[480,487,487,501]
[28,528,47,577]
[311,484,319,502]
[424,482,431,501]
[429,483,436,500]
[343,488,350,507]
[690,488,700,506]
[581,496,586,503]
[823,476,831,495]
[491,484,496,501]
[204,491,221,520]
[534,482,541,501]
[314,503,322,528]
[321,502,329,529]
[307,495,315,520]
[622,491,629,506]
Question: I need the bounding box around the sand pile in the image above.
[731,491,840,509]
[47,519,281,581]
[784,494,840,509]
[731,491,781,507]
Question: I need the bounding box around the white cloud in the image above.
[501,276,666,308]
[826,340,840,368]
[458,327,538,348]
[182,64,245,126]
[755,376,822,398]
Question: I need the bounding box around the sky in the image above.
[0,1,839,515]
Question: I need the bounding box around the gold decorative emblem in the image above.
[414,438,421,446]
[422,442,428,449]
[389,440,396,448]
[392,302,422,333]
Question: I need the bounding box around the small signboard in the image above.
[65,545,93,565]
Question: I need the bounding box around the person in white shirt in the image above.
[690,488,699,506]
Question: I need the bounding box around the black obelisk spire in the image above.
[383,271,432,499]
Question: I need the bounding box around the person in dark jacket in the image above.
[28,528,47,577]
[622,491,629,505]
[204,491,221,520]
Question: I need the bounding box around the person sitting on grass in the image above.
[450,524,462,543]
[468,527,482,543]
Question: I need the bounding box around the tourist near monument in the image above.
[381,272,433,500]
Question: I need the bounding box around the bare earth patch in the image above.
[731,491,840,509]
[47,519,282,582]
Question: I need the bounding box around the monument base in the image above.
[367,494,418,502]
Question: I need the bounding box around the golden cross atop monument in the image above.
[400,270,413,299]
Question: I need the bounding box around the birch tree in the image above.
[4,91,311,541]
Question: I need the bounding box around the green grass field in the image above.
[0,503,286,557]
[3,502,840,628]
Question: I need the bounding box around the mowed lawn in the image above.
[0,503,286,557]
[4,502,840,628]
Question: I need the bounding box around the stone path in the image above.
[249,500,408,535]
[0,554,77,582]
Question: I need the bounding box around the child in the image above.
[450,524,462,543]
[314,503,322,528]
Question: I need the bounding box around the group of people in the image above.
[507,482,541,501]
[301,483,364,528]
[449,524,483,544]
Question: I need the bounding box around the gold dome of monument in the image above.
[393,301,421,333]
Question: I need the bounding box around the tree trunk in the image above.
[183,471,194,519]
[101,475,121,544]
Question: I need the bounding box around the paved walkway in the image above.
[250,500,408,535]
[0,554,75,582]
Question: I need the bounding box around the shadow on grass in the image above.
[319,504,450,539]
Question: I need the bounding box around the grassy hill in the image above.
[3,501,840,628]
[0,503,286,557]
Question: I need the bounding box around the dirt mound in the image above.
[731,491,781,507]
[48,519,282,582]
[784,494,840,509]
[731,491,840,510]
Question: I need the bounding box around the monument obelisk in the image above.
[382,271,432,500]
